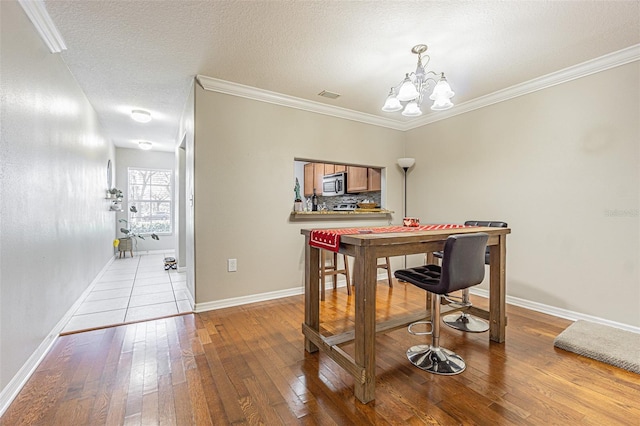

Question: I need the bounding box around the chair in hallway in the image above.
[433,220,508,333]
[395,233,488,375]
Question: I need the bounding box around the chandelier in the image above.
[382,44,454,117]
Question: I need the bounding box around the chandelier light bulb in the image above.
[430,97,454,111]
[429,76,455,101]
[396,74,419,102]
[382,89,402,112]
[402,101,422,117]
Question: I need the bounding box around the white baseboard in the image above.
[470,288,640,334]
[0,255,116,417]
[133,249,175,255]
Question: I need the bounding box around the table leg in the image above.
[489,234,507,342]
[353,245,377,403]
[304,238,320,353]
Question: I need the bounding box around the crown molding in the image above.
[18,0,67,53]
[196,75,407,131]
[405,44,640,129]
[197,44,639,132]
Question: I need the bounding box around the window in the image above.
[128,168,172,235]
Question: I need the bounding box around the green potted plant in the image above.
[114,205,159,257]
[107,187,123,199]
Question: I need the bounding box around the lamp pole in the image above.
[397,158,415,268]
[402,166,409,217]
[396,158,415,218]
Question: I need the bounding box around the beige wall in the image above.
[0,0,115,393]
[406,62,639,327]
[115,148,176,252]
[193,85,406,304]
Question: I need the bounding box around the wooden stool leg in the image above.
[320,250,326,301]
[332,253,338,289]
[385,257,393,287]
[343,255,352,295]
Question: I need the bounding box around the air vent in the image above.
[318,90,341,99]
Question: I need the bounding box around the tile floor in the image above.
[62,252,192,334]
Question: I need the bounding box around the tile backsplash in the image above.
[312,191,382,210]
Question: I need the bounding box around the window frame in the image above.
[127,167,173,236]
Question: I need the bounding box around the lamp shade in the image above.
[397,157,416,169]
[382,93,402,112]
[430,97,454,111]
[429,79,455,101]
[402,101,422,117]
[397,75,419,101]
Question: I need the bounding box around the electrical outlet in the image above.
[227,258,237,272]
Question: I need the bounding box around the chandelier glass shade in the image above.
[382,44,455,117]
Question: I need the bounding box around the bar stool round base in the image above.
[406,345,466,375]
[442,312,490,333]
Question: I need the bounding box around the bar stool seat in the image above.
[320,250,350,300]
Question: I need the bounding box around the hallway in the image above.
[62,253,191,334]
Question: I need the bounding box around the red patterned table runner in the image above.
[309,224,471,252]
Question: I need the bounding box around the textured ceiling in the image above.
[42,0,640,152]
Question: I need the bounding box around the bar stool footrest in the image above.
[443,312,489,333]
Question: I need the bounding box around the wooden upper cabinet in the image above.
[303,163,315,197]
[304,163,381,195]
[314,164,324,195]
[304,163,325,196]
[347,166,368,193]
[368,168,381,191]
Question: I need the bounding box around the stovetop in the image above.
[333,203,358,211]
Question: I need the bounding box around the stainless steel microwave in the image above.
[322,172,346,196]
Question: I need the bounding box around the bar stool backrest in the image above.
[436,233,489,294]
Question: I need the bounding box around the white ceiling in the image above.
[41,0,640,152]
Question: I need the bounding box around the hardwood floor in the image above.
[2,280,639,425]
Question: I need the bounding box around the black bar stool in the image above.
[395,233,489,375]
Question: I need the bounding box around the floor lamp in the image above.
[397,157,415,218]
[397,157,415,268]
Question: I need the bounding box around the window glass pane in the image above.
[151,185,170,200]
[127,167,172,235]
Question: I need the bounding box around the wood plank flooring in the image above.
[2,280,639,425]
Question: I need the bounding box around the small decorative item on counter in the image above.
[306,197,312,211]
[293,178,303,211]
[312,188,318,211]
[357,198,377,210]
[403,217,420,227]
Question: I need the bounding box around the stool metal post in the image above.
[407,293,466,375]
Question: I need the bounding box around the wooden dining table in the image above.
[301,225,511,404]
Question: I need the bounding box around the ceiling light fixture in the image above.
[138,141,153,150]
[382,44,454,117]
[131,109,152,123]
